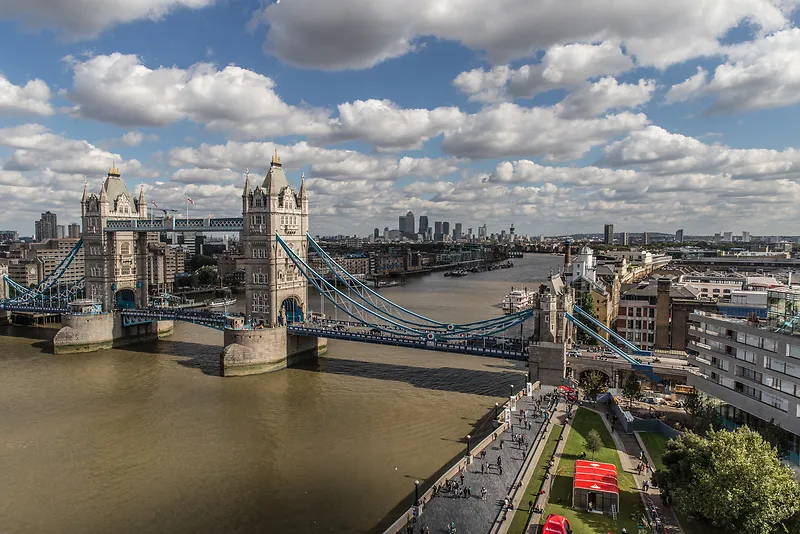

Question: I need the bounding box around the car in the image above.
[369,328,381,335]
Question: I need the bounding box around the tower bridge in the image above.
[1,152,669,383]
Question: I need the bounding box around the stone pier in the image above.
[53,313,174,354]
[529,341,567,386]
[219,326,328,377]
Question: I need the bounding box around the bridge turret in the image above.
[242,169,251,214]
[137,185,147,218]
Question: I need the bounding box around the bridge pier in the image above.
[0,311,10,326]
[53,313,174,354]
[219,327,328,377]
[528,342,567,386]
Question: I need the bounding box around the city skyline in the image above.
[2,2,800,236]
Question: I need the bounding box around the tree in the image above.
[760,418,793,460]
[621,373,642,408]
[682,390,706,428]
[581,371,608,402]
[585,429,603,460]
[576,291,600,345]
[662,427,800,534]
[189,254,217,271]
[196,266,218,286]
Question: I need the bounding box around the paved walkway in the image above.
[588,404,683,534]
[523,405,573,533]
[411,393,558,534]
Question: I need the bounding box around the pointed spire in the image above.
[242,168,251,197]
[138,184,145,203]
[81,179,88,202]
[299,172,306,198]
[99,178,108,202]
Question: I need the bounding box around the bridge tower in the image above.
[528,273,575,386]
[220,151,326,376]
[241,151,308,326]
[81,164,149,311]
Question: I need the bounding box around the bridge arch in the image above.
[280,295,303,325]
[578,368,611,387]
[115,288,136,310]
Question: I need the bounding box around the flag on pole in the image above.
[187,198,195,205]
[151,200,159,208]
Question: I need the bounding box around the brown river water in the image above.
[0,254,564,534]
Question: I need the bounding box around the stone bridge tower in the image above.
[221,151,326,377]
[81,165,149,311]
[528,273,575,386]
[241,150,308,326]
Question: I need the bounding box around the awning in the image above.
[573,460,619,495]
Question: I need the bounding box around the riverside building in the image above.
[688,287,800,467]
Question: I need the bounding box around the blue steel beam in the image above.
[572,304,652,356]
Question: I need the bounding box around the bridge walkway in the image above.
[406,394,553,534]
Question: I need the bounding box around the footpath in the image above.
[388,392,558,534]
[588,404,683,534]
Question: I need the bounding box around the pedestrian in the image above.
[481,486,487,500]
[499,465,503,475]
[500,440,504,450]
[481,463,485,474]
[528,499,533,511]
[460,473,464,485]
[497,457,502,467]
[468,486,472,498]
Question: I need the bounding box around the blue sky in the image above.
[2,0,800,237]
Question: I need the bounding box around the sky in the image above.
[2,1,800,238]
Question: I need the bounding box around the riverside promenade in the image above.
[386,390,558,534]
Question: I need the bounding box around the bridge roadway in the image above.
[567,352,693,385]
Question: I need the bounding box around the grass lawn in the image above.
[638,432,668,471]
[540,408,646,534]
[507,424,564,533]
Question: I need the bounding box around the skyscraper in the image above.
[742,231,750,243]
[405,211,415,237]
[68,223,81,239]
[398,215,406,235]
[418,215,429,238]
[642,232,649,245]
[373,228,379,239]
[434,221,443,242]
[442,222,450,237]
[604,223,614,245]
[622,232,629,246]
[675,229,684,243]
[454,222,462,240]
[35,211,58,242]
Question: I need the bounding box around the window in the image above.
[736,347,757,364]
[763,391,789,412]
[788,345,800,359]
[252,273,267,284]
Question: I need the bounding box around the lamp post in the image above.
[510,384,514,397]
[466,434,471,456]
[414,480,420,506]
[495,402,499,420]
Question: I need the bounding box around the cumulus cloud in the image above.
[254,0,789,71]
[440,103,649,161]
[0,0,215,38]
[664,28,800,112]
[453,42,634,103]
[64,53,330,137]
[0,74,53,116]
[555,77,656,119]
[119,131,160,146]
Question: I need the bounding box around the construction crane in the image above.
[151,200,178,218]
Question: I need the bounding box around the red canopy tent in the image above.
[572,460,619,513]
[542,514,572,534]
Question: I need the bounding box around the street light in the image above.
[510,384,514,397]
[414,480,420,506]
[466,434,471,456]
[495,402,499,420]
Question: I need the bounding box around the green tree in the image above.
[585,429,603,460]
[576,291,600,345]
[662,427,800,534]
[760,418,792,460]
[196,266,218,286]
[682,390,704,428]
[621,373,642,408]
[189,254,217,271]
[581,370,608,402]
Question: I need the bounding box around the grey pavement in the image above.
[409,394,558,534]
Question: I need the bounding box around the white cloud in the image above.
[664,28,800,112]
[255,0,789,71]
[453,42,634,103]
[119,131,160,146]
[64,53,330,137]
[440,103,649,161]
[0,0,215,38]
[0,74,53,116]
[171,167,240,184]
[555,77,656,119]
[601,125,800,181]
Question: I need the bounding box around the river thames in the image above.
[0,253,563,533]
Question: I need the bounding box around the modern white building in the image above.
[688,288,800,467]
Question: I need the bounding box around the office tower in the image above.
[675,229,684,243]
[373,228,379,239]
[418,215,429,237]
[405,211,415,237]
[35,211,58,242]
[510,223,515,235]
[742,231,750,243]
[434,221,443,242]
[57,225,66,238]
[442,222,450,237]
[68,223,81,239]
[622,232,629,246]
[398,215,406,235]
[724,231,733,242]
[383,227,389,240]
[604,223,614,245]
[426,227,432,241]
[467,228,472,241]
[642,232,649,245]
[454,223,462,240]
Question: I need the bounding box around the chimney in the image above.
[654,278,672,350]
[564,242,572,265]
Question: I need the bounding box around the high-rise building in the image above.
[742,231,751,243]
[418,216,429,238]
[426,227,432,241]
[442,222,450,237]
[68,223,81,239]
[373,228,379,239]
[454,222,462,240]
[383,227,389,240]
[35,211,58,242]
[604,223,614,245]
[724,231,733,242]
[478,224,487,240]
[642,232,649,245]
[675,229,684,243]
[467,228,473,241]
[405,211,415,237]
[434,221,443,242]
[57,225,66,238]
[622,232,629,246]
[398,215,406,235]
